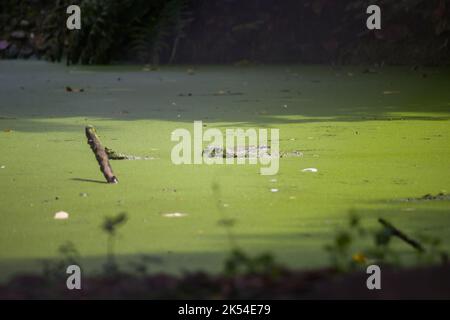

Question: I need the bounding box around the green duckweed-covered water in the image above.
[0,61,449,280]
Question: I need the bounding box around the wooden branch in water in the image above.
[378,218,424,252]
[85,126,118,184]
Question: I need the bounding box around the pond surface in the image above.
[0,61,450,279]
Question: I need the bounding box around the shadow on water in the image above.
[1,61,450,132]
[0,207,449,282]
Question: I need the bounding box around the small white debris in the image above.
[270,188,279,193]
[223,203,229,208]
[0,165,5,169]
[54,211,69,220]
[302,168,318,173]
[270,178,277,183]
[162,212,188,218]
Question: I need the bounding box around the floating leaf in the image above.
[54,211,69,220]
[162,212,188,218]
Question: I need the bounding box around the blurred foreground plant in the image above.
[325,211,448,272]
[41,241,81,281]
[102,212,128,274]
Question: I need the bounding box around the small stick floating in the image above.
[85,126,118,184]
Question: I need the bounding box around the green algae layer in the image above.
[0,61,449,280]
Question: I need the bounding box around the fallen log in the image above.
[378,218,424,252]
[85,126,118,184]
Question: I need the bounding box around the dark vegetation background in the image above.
[0,0,449,66]
[1,1,450,299]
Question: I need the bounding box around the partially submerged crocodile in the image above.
[202,145,303,159]
[105,147,154,160]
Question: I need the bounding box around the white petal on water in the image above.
[54,211,69,220]
[302,168,318,173]
[162,212,188,218]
